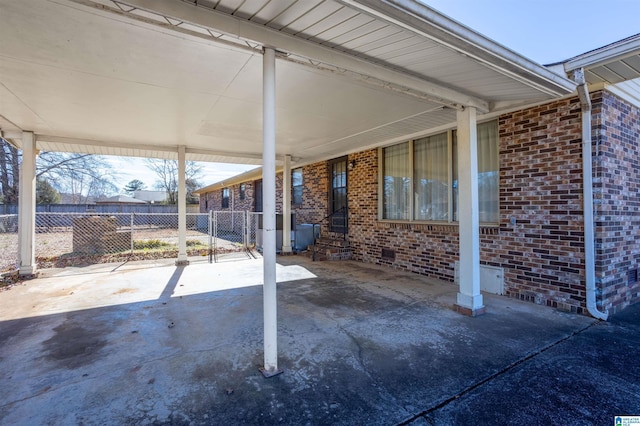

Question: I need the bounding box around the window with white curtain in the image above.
[414,132,449,221]
[381,120,499,224]
[382,142,410,220]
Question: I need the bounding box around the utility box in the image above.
[256,214,295,252]
[454,262,505,295]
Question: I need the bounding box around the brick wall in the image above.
[198,175,284,213]
[497,96,586,313]
[293,162,328,225]
[199,182,256,213]
[594,90,640,313]
[346,96,591,313]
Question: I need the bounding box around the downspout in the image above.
[573,68,608,320]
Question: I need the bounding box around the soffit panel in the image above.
[563,34,640,85]
[180,0,571,103]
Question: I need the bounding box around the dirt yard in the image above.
[1,228,247,271]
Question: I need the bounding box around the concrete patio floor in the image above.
[0,255,637,425]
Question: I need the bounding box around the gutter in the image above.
[573,68,608,320]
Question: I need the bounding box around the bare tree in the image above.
[0,139,20,203]
[0,138,118,205]
[37,152,118,203]
[146,159,202,204]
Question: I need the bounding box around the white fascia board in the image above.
[564,34,640,72]
[194,166,288,195]
[1,130,24,150]
[343,0,576,96]
[101,0,489,112]
[34,135,267,163]
[35,135,178,157]
[185,148,264,163]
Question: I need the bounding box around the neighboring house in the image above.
[95,195,147,204]
[195,38,640,317]
[59,193,97,204]
[133,190,167,204]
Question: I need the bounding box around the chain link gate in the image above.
[247,212,262,251]
[211,211,251,262]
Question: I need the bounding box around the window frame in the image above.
[292,167,303,206]
[221,187,229,209]
[239,183,246,201]
[378,121,499,226]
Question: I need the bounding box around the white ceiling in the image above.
[0,0,576,166]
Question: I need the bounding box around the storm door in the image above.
[328,157,348,233]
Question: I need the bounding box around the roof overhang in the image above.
[563,33,640,85]
[0,0,576,166]
[193,166,279,195]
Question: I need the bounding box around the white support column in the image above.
[261,46,281,377]
[456,107,485,316]
[176,145,189,266]
[18,131,37,276]
[281,154,292,254]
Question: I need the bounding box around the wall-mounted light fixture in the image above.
[348,160,356,170]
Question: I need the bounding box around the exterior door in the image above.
[328,157,348,233]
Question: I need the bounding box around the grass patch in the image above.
[133,239,173,250]
[186,239,207,247]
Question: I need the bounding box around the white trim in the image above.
[261,47,279,374]
[564,34,640,72]
[18,131,37,276]
[176,145,188,264]
[282,154,292,254]
[456,106,483,312]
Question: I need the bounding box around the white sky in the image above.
[108,0,640,193]
[108,157,257,193]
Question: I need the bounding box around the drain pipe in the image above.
[574,68,608,320]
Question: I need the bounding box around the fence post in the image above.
[208,210,213,264]
[130,213,134,254]
[247,211,251,249]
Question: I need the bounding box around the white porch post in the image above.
[176,145,189,266]
[18,131,37,276]
[456,107,485,316]
[261,46,281,376]
[281,154,292,254]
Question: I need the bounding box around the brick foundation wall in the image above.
[594,90,640,314]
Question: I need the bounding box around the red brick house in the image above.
[197,36,640,318]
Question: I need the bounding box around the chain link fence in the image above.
[247,212,262,250]
[23,211,259,268]
[2,211,265,270]
[0,214,19,272]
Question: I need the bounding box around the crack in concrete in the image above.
[396,320,601,425]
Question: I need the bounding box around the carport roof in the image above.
[0,0,576,166]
